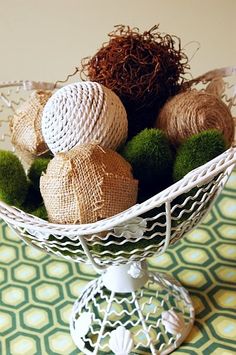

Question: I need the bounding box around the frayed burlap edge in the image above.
[40,143,138,224]
[10,90,52,157]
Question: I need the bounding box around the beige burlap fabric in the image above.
[156,89,235,147]
[10,90,52,157]
[40,143,138,224]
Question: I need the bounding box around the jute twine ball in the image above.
[156,90,235,148]
[40,143,138,224]
[41,81,128,155]
[10,90,52,157]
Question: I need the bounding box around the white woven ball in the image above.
[41,81,128,154]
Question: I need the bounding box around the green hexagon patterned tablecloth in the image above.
[0,170,236,355]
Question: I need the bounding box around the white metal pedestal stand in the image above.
[70,262,195,355]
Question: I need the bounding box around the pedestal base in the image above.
[70,269,194,354]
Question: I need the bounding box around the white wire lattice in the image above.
[70,269,195,355]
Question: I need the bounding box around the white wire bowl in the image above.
[0,68,236,272]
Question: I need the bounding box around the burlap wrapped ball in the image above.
[41,81,128,155]
[156,90,235,148]
[10,90,52,157]
[40,143,138,224]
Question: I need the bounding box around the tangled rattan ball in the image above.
[81,25,189,138]
[40,143,138,224]
[156,90,235,147]
[10,90,52,157]
[41,81,128,155]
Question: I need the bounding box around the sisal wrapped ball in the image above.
[82,25,189,138]
[40,143,138,224]
[41,81,128,155]
[156,90,235,148]
[10,90,52,157]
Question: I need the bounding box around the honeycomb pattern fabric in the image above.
[0,170,236,354]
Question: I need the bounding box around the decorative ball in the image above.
[40,143,138,224]
[0,150,28,207]
[172,129,227,225]
[28,157,51,191]
[31,205,48,220]
[41,81,128,155]
[82,25,189,138]
[173,129,227,182]
[10,90,52,157]
[121,128,174,201]
[21,181,43,213]
[156,89,235,148]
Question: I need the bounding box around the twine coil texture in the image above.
[41,81,128,154]
[156,90,234,147]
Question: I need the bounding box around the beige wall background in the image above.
[0,0,235,83]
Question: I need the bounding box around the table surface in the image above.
[0,170,236,355]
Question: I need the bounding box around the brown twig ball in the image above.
[156,89,235,148]
[81,25,189,138]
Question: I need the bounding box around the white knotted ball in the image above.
[41,81,128,154]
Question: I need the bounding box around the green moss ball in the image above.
[21,182,43,213]
[28,157,51,191]
[121,128,174,201]
[0,150,28,207]
[173,129,227,182]
[31,204,48,220]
